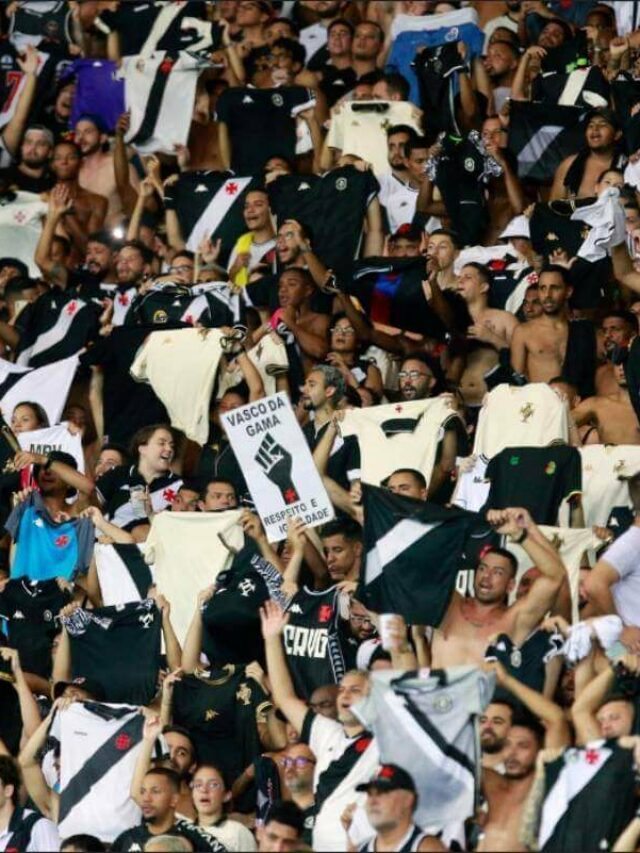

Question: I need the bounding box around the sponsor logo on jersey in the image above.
[283,625,328,658]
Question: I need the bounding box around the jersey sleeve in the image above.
[602,530,640,581]
[4,498,28,542]
[288,86,316,117]
[563,448,583,500]
[95,466,123,507]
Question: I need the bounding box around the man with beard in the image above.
[112,768,221,851]
[299,0,348,69]
[479,701,514,771]
[397,354,443,402]
[320,518,362,583]
[483,41,519,113]
[274,218,328,292]
[510,266,597,397]
[595,311,636,396]
[47,141,107,258]
[377,125,419,234]
[8,125,55,193]
[431,508,566,668]
[301,364,359,492]
[282,743,317,846]
[76,114,139,229]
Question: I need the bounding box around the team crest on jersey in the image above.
[205,709,220,721]
[236,682,252,706]
[153,309,169,324]
[550,533,564,551]
[445,26,459,42]
[614,459,626,473]
[519,402,534,422]
[432,693,454,713]
[115,733,132,751]
[138,612,154,629]
[335,177,348,191]
[54,534,70,548]
[545,461,556,476]
[464,157,475,172]
[271,93,284,107]
[318,604,333,623]
[238,579,256,597]
[43,610,53,622]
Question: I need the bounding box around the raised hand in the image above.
[254,433,299,504]
[260,599,289,639]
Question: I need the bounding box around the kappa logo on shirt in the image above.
[243,95,254,104]
[288,603,303,614]
[12,610,25,620]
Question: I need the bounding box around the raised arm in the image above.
[582,556,619,617]
[571,656,631,745]
[2,46,39,158]
[261,599,308,734]
[181,586,215,673]
[14,450,96,498]
[18,701,60,820]
[489,508,566,642]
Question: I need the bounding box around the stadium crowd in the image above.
[5,0,640,850]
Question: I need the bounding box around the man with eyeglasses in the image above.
[281,744,316,846]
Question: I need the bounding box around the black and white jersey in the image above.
[215,85,316,176]
[51,701,146,844]
[172,666,271,784]
[283,586,346,700]
[124,281,235,328]
[167,170,257,261]
[0,578,70,678]
[15,289,98,368]
[359,824,428,853]
[9,1,72,51]
[96,464,183,532]
[94,1,219,58]
[112,818,226,852]
[94,543,154,607]
[62,600,161,705]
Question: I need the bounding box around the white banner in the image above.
[222,392,334,542]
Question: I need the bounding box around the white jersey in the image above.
[217,333,289,399]
[603,525,640,626]
[452,455,490,512]
[377,173,419,233]
[326,101,422,175]
[122,51,207,155]
[0,191,48,277]
[341,397,461,486]
[473,383,569,460]
[18,422,84,472]
[130,328,225,446]
[580,444,640,527]
[143,509,244,644]
[507,525,600,622]
[52,701,144,843]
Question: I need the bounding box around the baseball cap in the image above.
[53,676,106,701]
[0,258,29,278]
[586,106,621,131]
[356,763,417,794]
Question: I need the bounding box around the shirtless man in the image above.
[76,115,139,228]
[571,362,640,445]
[551,108,623,200]
[510,266,593,386]
[49,140,107,259]
[596,310,636,397]
[254,267,329,372]
[431,507,565,669]
[457,263,518,345]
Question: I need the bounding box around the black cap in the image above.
[586,106,621,131]
[53,676,106,701]
[356,763,417,794]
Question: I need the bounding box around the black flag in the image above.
[358,484,478,624]
[507,101,587,182]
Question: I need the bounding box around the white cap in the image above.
[499,214,530,241]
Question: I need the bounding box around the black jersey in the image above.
[198,434,249,505]
[484,445,582,525]
[267,166,380,278]
[62,600,161,705]
[112,817,226,852]
[484,444,583,516]
[80,325,169,445]
[172,667,271,784]
[487,630,556,694]
[283,586,346,700]
[124,282,234,328]
[0,653,22,754]
[434,132,488,247]
[343,256,458,339]
[319,64,357,108]
[96,464,183,532]
[0,578,70,677]
[215,85,315,176]
[413,42,465,136]
[201,548,287,667]
[302,420,360,493]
